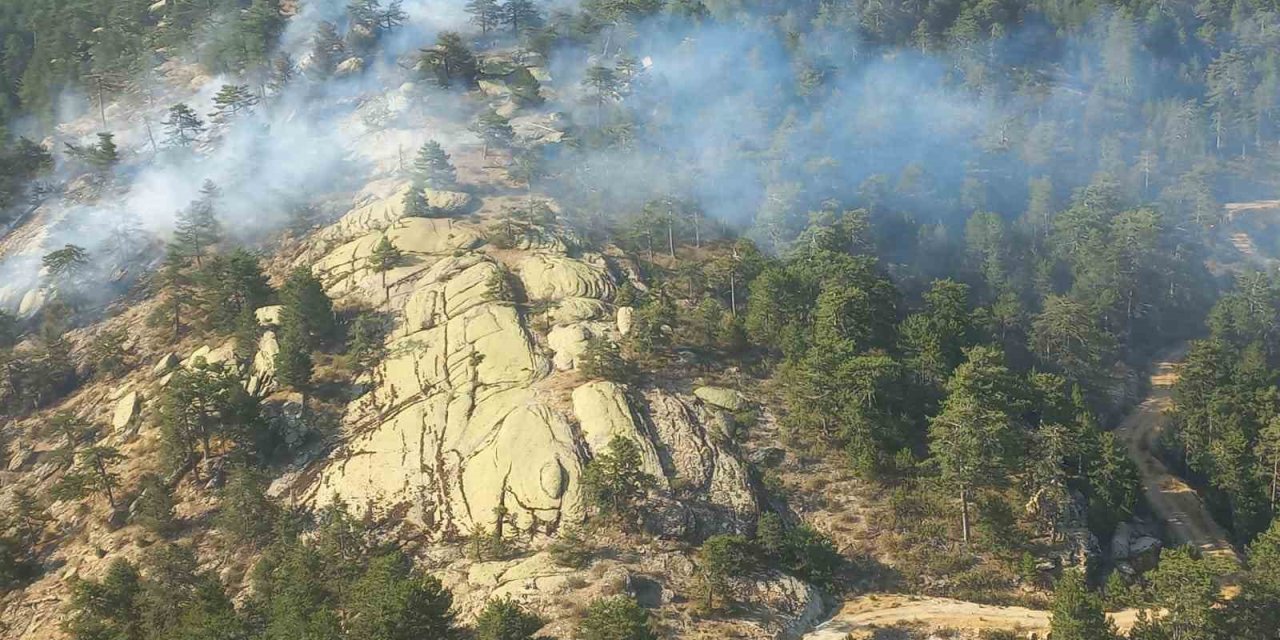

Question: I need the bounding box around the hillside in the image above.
[1,1,1280,640]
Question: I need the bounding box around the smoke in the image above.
[0,1,1259,312]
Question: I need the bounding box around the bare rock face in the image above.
[297,197,758,543]
[111,391,140,434]
[694,386,749,412]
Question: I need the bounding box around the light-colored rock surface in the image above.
[616,305,634,336]
[424,189,473,214]
[518,253,615,301]
[546,322,612,371]
[111,391,140,433]
[247,331,280,396]
[694,386,748,412]
[152,353,178,376]
[572,381,666,481]
[255,305,283,327]
[546,297,608,326]
[17,288,44,317]
[298,207,757,541]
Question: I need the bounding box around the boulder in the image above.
[152,353,178,376]
[546,298,608,326]
[335,57,365,76]
[18,288,44,317]
[1130,536,1163,572]
[616,306,634,336]
[255,305,283,327]
[518,253,615,301]
[112,391,140,434]
[693,386,748,412]
[477,79,512,97]
[247,331,280,396]
[547,322,612,371]
[6,440,33,471]
[424,189,474,214]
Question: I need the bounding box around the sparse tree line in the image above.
[54,483,658,640]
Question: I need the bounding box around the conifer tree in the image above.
[369,235,403,294]
[475,597,545,640]
[410,140,457,189]
[162,103,204,148]
[149,248,195,340]
[470,108,515,158]
[577,596,656,640]
[274,321,314,410]
[172,180,223,266]
[207,84,259,130]
[420,32,478,88]
[132,473,177,537]
[311,21,346,79]
[279,266,335,346]
[500,0,540,36]
[466,0,502,34]
[1049,570,1117,640]
[581,436,655,528]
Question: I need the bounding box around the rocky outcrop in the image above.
[694,386,749,412]
[296,200,757,542]
[518,253,615,301]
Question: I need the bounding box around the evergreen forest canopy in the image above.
[0,0,1278,638]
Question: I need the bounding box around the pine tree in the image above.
[216,468,277,546]
[698,534,753,612]
[3,488,50,546]
[52,443,123,511]
[576,596,656,640]
[268,53,297,95]
[369,235,403,294]
[1049,570,1117,640]
[420,32,478,88]
[475,597,545,640]
[470,108,515,158]
[344,553,461,640]
[132,473,177,537]
[208,84,259,130]
[500,0,540,36]
[928,346,1024,544]
[410,141,456,189]
[274,321,314,408]
[42,244,89,287]
[348,311,389,377]
[279,266,335,346]
[581,436,656,528]
[311,21,346,80]
[148,248,195,341]
[466,0,502,34]
[162,103,204,148]
[172,180,223,265]
[377,0,408,32]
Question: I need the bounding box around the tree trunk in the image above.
[1272,458,1277,509]
[729,272,737,317]
[960,488,971,545]
[668,219,675,258]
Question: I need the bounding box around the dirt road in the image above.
[802,347,1237,638]
[1113,347,1239,561]
[802,594,1142,639]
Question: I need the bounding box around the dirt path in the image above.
[1113,346,1239,561]
[802,347,1237,638]
[803,594,1141,639]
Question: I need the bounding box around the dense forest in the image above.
[0,0,1278,638]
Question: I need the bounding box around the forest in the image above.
[0,0,1277,638]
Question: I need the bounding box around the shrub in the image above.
[576,596,656,640]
